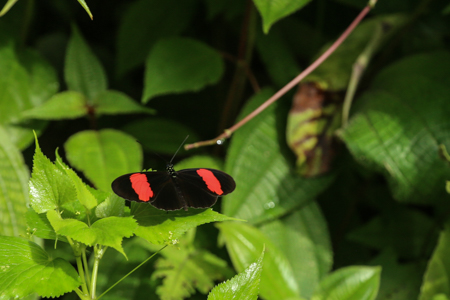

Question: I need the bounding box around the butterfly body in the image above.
[111,164,236,211]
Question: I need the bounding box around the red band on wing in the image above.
[196,169,223,195]
[130,173,153,201]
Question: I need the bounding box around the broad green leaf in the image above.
[311,266,381,300]
[93,90,155,115]
[208,248,264,300]
[142,37,224,103]
[65,26,107,100]
[259,204,333,298]
[348,208,437,259]
[122,118,200,155]
[253,0,311,33]
[370,250,423,300]
[22,91,87,120]
[47,210,136,257]
[29,135,77,214]
[151,235,233,299]
[0,236,80,298]
[256,27,302,87]
[77,0,93,19]
[175,155,223,171]
[64,129,143,192]
[419,222,450,300]
[0,126,29,236]
[0,42,57,149]
[132,204,239,245]
[224,88,334,223]
[218,222,301,299]
[95,194,126,218]
[116,0,196,75]
[340,51,450,203]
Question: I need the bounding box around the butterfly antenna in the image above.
[170,135,189,164]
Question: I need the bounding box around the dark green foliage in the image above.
[0,0,450,299]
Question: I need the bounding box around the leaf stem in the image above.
[82,246,92,289]
[96,245,168,300]
[185,1,375,150]
[90,245,106,299]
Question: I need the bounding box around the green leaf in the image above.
[218,222,301,299]
[29,135,77,214]
[56,154,98,211]
[370,250,423,300]
[306,14,406,91]
[95,194,126,218]
[0,236,80,298]
[419,222,450,300]
[259,205,333,298]
[122,118,200,155]
[116,0,196,75]
[65,26,107,100]
[0,42,57,149]
[340,51,450,203]
[0,126,29,236]
[25,208,67,242]
[253,0,312,33]
[224,88,334,223]
[0,0,18,16]
[348,207,437,259]
[76,0,93,19]
[142,37,224,103]
[132,204,239,245]
[22,91,87,120]
[208,248,264,300]
[64,129,143,192]
[93,90,155,115]
[311,266,381,300]
[151,233,233,299]
[47,210,136,257]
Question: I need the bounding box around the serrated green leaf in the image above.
[56,157,98,211]
[0,126,29,236]
[419,222,450,300]
[218,222,300,299]
[142,37,224,103]
[22,91,87,120]
[93,90,155,115]
[340,51,450,203]
[224,88,334,223]
[116,0,196,75]
[65,26,107,100]
[25,208,68,242]
[95,194,126,218]
[122,118,200,155]
[0,236,80,298]
[208,248,264,300]
[47,210,136,257]
[253,0,311,33]
[132,204,239,245]
[311,266,381,300]
[29,136,77,214]
[64,129,143,191]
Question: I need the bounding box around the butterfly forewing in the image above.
[111,172,171,202]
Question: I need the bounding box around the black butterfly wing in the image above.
[175,168,236,208]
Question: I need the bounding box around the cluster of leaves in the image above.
[1,0,450,300]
